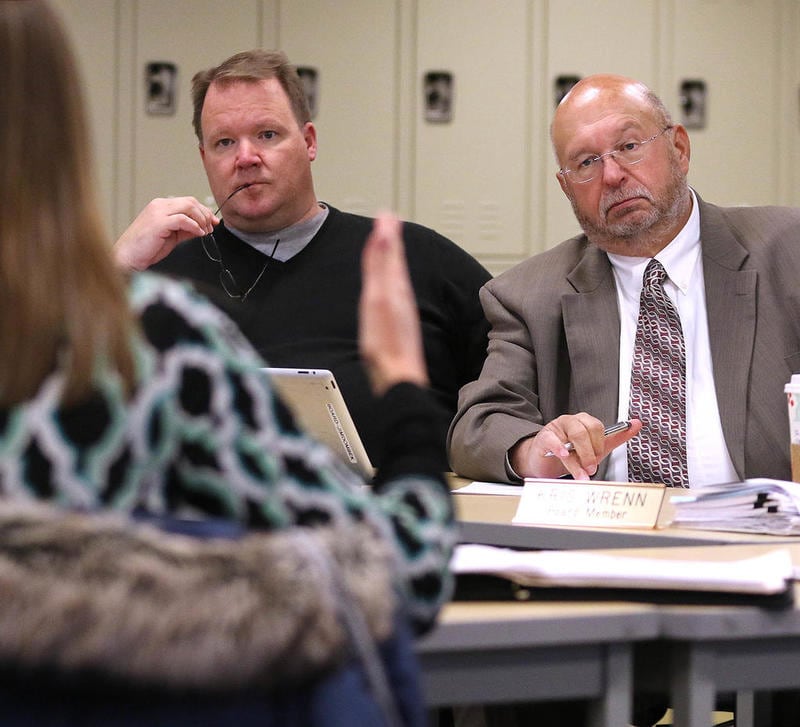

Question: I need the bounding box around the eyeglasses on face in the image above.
[558,126,674,184]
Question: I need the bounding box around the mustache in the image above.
[600,186,654,216]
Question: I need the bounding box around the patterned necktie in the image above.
[627,259,688,488]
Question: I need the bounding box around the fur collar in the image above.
[0,502,396,692]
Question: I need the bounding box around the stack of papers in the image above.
[668,478,800,535]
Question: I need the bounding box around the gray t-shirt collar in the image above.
[226,202,329,262]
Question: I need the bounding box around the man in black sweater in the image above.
[114,49,490,465]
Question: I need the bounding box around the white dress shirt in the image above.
[605,190,738,487]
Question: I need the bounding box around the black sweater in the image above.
[154,205,491,465]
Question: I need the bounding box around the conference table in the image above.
[417,599,658,727]
[415,481,800,727]
[633,543,800,727]
[418,542,800,727]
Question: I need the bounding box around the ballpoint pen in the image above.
[543,420,632,457]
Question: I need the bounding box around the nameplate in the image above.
[513,479,668,529]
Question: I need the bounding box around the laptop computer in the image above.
[262,367,374,479]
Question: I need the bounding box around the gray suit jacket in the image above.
[448,197,800,483]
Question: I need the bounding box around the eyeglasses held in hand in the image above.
[558,126,673,184]
[200,183,279,301]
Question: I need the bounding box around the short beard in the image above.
[568,157,690,256]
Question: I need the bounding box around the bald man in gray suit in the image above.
[448,74,800,487]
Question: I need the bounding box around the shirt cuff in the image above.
[504,451,524,483]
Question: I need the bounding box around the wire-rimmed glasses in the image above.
[558,126,673,184]
[200,183,279,302]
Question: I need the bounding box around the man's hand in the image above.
[510,414,642,480]
[113,197,218,271]
[358,213,428,396]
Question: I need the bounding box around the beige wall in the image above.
[52,0,800,275]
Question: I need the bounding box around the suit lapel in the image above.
[697,199,755,477]
[557,200,756,478]
[563,246,620,427]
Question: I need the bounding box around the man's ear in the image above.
[304,122,317,162]
[556,170,569,198]
[671,124,691,171]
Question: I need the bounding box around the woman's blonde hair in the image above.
[0,0,135,405]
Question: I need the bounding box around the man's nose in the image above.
[235,139,260,167]
[599,153,628,184]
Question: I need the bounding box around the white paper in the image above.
[452,481,524,496]
[452,543,793,594]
